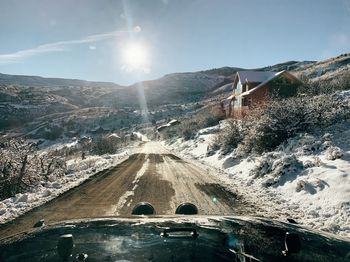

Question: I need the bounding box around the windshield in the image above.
[0,0,349,253]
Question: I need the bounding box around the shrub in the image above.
[167,106,224,140]
[176,119,199,140]
[217,93,350,156]
[299,74,350,96]
[0,139,66,200]
[249,153,303,187]
[325,146,343,160]
[92,136,120,155]
[44,127,63,140]
[212,119,242,154]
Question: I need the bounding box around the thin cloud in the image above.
[0,30,129,64]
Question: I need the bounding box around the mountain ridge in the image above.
[0,53,349,131]
[0,60,316,88]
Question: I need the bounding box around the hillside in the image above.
[0,73,121,89]
[0,52,349,134]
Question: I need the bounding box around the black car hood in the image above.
[0,215,349,261]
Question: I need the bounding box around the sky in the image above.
[0,0,349,85]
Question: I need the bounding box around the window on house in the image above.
[242,84,247,92]
[242,97,247,106]
[247,98,252,107]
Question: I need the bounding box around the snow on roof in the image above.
[157,119,180,131]
[157,124,168,131]
[226,94,235,100]
[168,119,179,125]
[108,133,121,139]
[237,71,276,84]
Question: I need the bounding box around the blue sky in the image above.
[0,0,349,85]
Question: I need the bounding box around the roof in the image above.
[226,94,235,100]
[168,119,179,125]
[157,119,180,131]
[108,133,121,139]
[238,70,299,97]
[236,71,276,84]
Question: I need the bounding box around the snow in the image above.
[163,122,350,238]
[156,119,180,131]
[133,132,149,142]
[0,148,131,225]
[108,133,121,139]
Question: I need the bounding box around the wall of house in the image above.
[234,96,241,108]
[247,82,260,91]
[233,81,242,109]
[246,85,270,106]
[235,81,242,94]
[232,106,249,119]
[268,76,299,97]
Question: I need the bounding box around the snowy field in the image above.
[0,148,131,225]
[163,122,350,239]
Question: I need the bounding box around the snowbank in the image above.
[163,122,350,238]
[0,150,130,225]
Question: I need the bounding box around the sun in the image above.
[122,43,148,71]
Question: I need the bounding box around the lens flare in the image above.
[122,43,148,71]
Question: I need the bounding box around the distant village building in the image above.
[90,126,110,135]
[107,133,122,143]
[156,119,180,133]
[225,70,301,117]
[79,136,92,145]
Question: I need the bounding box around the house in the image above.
[156,119,180,133]
[225,70,301,117]
[78,136,92,146]
[90,126,110,134]
[107,133,121,143]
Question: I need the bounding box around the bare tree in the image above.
[0,139,66,200]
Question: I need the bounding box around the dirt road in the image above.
[0,142,254,239]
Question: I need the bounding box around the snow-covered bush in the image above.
[249,153,304,187]
[92,136,121,155]
[249,153,274,179]
[303,156,323,168]
[271,154,303,178]
[296,178,328,194]
[296,179,310,193]
[223,94,350,156]
[212,119,242,154]
[299,73,350,96]
[325,146,343,160]
[0,139,66,200]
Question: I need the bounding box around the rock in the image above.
[17,194,29,203]
[287,218,298,224]
[47,175,56,182]
[33,219,45,228]
[52,182,62,189]
[42,189,52,197]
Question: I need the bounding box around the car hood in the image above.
[0,215,349,261]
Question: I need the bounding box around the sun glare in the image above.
[122,43,149,71]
